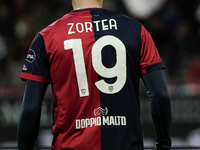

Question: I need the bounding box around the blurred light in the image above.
[0,35,7,60]
[123,0,166,19]
[195,4,200,23]
[187,128,200,146]
[14,20,28,38]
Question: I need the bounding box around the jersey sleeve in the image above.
[140,25,164,74]
[20,33,51,83]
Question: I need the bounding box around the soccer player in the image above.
[18,0,172,149]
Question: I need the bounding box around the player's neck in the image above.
[73,0,103,10]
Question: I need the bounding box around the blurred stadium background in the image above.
[0,0,200,149]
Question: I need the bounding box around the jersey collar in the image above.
[71,8,106,13]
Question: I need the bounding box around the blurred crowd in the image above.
[0,0,200,86]
[0,0,200,147]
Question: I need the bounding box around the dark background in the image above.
[0,0,200,148]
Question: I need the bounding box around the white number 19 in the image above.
[64,35,127,97]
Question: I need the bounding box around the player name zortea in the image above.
[67,18,118,34]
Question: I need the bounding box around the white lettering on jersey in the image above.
[85,22,93,32]
[67,23,76,34]
[101,19,109,31]
[75,116,126,129]
[94,19,118,31]
[93,20,101,31]
[68,22,93,35]
[67,19,118,34]
[76,23,84,33]
[22,64,27,71]
[75,107,127,129]
[109,19,118,30]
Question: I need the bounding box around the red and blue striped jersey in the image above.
[20,8,164,150]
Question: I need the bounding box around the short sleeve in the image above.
[140,25,164,74]
[20,33,51,83]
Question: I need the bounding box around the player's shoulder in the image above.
[103,9,142,28]
[39,13,70,36]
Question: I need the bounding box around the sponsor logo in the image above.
[94,107,108,116]
[75,107,127,129]
[22,64,27,71]
[26,49,36,63]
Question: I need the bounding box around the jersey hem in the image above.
[142,62,165,74]
[20,72,49,83]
